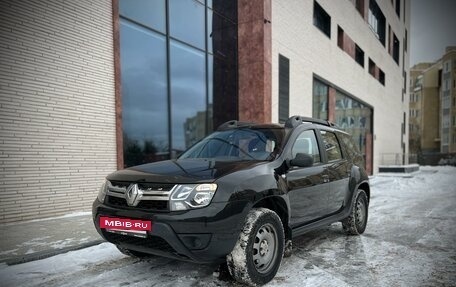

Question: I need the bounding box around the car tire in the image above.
[342,189,369,235]
[116,245,152,258]
[226,208,284,286]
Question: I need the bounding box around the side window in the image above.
[291,130,321,164]
[320,131,343,162]
[339,132,360,160]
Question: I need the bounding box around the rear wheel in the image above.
[116,245,152,258]
[227,208,284,286]
[342,189,369,235]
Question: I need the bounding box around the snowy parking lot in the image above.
[1,166,455,287]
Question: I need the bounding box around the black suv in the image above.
[93,116,370,286]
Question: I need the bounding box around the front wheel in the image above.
[227,208,284,286]
[342,189,369,235]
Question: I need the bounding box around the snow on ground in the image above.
[0,166,455,287]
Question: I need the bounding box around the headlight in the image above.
[97,179,108,203]
[170,183,217,211]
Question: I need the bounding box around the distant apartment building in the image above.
[0,0,410,222]
[409,47,456,157]
[441,47,456,153]
[409,63,439,154]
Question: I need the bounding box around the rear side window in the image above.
[291,130,321,164]
[338,132,360,160]
[320,130,343,162]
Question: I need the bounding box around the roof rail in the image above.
[284,115,337,128]
[216,120,256,131]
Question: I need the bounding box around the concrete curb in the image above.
[2,239,105,266]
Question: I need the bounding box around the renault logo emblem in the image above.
[126,184,142,206]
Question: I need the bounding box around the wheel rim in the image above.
[355,196,366,229]
[252,223,278,274]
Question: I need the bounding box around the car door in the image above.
[286,129,330,227]
[319,130,351,214]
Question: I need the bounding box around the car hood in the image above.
[106,159,266,183]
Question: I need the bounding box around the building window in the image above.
[337,26,364,68]
[444,61,451,73]
[411,93,420,102]
[169,0,205,50]
[395,0,401,18]
[334,89,373,168]
[119,0,166,33]
[313,1,331,38]
[410,109,419,117]
[368,58,375,76]
[355,0,365,17]
[442,134,449,145]
[337,26,344,48]
[119,19,169,167]
[403,70,407,91]
[312,79,328,120]
[393,33,400,64]
[355,44,365,67]
[278,54,290,123]
[415,75,423,88]
[405,29,408,52]
[119,0,238,167]
[313,77,373,173]
[379,69,385,85]
[368,0,386,46]
[368,58,385,86]
[403,0,406,23]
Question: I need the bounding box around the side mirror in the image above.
[289,153,313,168]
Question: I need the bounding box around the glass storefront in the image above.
[119,0,238,167]
[313,79,373,170]
[313,80,328,120]
[335,91,373,160]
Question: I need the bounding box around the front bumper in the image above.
[92,199,250,264]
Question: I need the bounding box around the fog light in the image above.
[178,234,212,250]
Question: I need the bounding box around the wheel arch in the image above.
[252,196,291,240]
[357,181,370,203]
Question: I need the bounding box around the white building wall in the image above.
[271,0,410,173]
[0,0,116,222]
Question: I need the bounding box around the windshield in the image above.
[179,128,285,161]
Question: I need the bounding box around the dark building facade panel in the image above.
[278,54,290,123]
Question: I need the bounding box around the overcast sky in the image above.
[410,0,456,66]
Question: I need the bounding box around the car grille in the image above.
[106,195,168,210]
[105,181,174,211]
[103,232,176,254]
